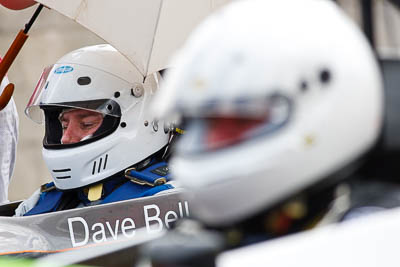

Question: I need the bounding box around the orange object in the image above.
[0,30,28,111]
[0,84,14,110]
[0,0,36,10]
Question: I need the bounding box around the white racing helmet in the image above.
[26,44,170,190]
[153,0,384,226]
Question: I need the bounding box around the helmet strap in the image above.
[87,183,103,201]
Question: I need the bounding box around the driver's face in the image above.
[59,109,103,144]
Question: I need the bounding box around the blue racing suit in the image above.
[21,160,173,216]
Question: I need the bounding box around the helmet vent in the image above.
[77,76,91,86]
[92,154,108,175]
[56,176,71,179]
[53,168,71,179]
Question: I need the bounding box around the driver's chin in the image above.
[79,134,93,142]
[61,134,93,145]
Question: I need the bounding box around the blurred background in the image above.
[0,0,400,201]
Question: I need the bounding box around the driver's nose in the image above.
[61,122,81,144]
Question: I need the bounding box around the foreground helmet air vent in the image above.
[92,154,108,175]
[53,168,71,179]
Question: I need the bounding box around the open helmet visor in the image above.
[25,64,130,148]
[25,63,139,123]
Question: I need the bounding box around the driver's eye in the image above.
[81,122,95,130]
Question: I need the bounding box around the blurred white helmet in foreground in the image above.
[154,0,383,226]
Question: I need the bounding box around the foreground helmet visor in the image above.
[177,93,292,154]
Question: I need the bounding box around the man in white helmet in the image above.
[15,44,178,216]
[143,0,400,263]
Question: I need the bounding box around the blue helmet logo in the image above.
[54,66,74,74]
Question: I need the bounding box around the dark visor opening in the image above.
[41,100,121,149]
